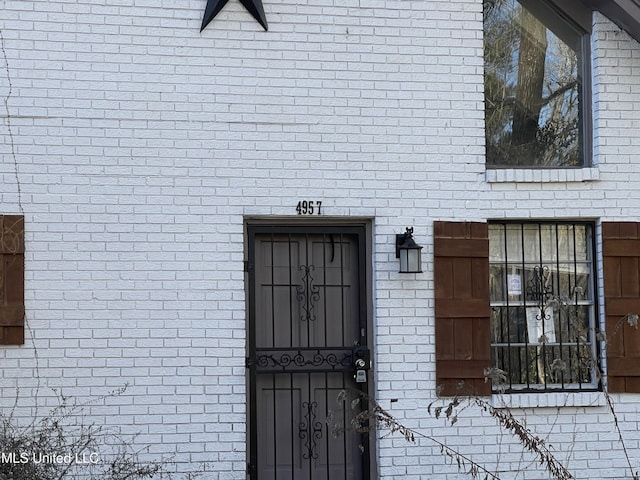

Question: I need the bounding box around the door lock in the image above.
[353,347,370,384]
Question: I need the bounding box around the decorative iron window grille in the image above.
[489,222,599,392]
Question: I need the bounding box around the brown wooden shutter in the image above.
[603,222,640,393]
[434,221,491,396]
[0,215,25,345]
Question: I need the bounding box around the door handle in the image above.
[353,347,370,383]
[352,347,370,369]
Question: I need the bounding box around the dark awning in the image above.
[583,0,640,42]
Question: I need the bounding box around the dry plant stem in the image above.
[344,387,578,479]
[343,393,500,480]
[471,398,574,480]
[603,389,638,480]
[0,386,163,480]
[373,405,500,480]
[428,393,575,480]
[601,314,640,480]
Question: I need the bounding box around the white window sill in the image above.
[490,390,605,409]
[485,168,599,183]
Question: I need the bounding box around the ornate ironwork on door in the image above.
[299,400,322,460]
[247,225,370,480]
[297,265,320,322]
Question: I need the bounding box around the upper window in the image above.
[489,222,598,391]
[484,0,589,168]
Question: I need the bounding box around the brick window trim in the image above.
[484,167,600,184]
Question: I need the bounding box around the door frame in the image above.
[244,217,375,480]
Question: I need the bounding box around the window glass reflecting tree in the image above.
[484,0,587,167]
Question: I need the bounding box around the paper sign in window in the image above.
[507,274,522,296]
[526,307,556,344]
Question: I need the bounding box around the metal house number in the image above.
[296,201,322,215]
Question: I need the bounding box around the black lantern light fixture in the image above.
[395,227,423,274]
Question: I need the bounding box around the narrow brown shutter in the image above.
[434,221,491,396]
[603,222,640,393]
[0,215,25,345]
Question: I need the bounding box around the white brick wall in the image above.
[2,0,640,478]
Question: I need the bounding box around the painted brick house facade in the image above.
[2,0,640,478]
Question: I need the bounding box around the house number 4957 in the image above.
[296,200,322,215]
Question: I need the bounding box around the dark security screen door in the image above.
[247,225,370,480]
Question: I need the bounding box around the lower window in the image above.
[489,222,599,392]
